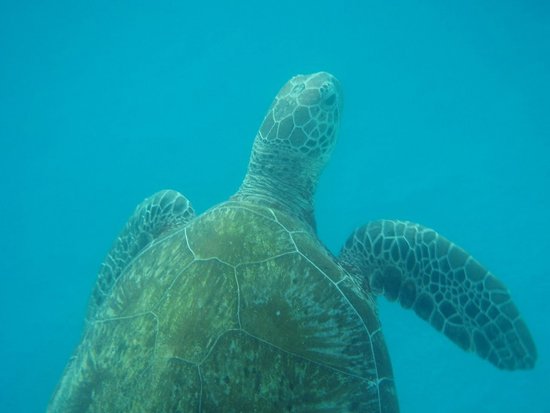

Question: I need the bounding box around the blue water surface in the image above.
[1,1,548,412]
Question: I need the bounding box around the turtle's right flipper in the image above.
[88,190,195,320]
[339,220,537,370]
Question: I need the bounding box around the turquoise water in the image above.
[1,1,548,411]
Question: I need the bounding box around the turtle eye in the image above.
[320,82,337,109]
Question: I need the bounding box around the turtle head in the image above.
[234,72,342,230]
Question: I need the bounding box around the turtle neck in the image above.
[232,140,320,232]
[231,71,342,234]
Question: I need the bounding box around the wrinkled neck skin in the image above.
[232,139,320,232]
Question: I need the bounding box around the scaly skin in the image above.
[48,72,535,413]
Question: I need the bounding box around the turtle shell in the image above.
[48,201,397,412]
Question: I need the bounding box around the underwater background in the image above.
[1,1,548,412]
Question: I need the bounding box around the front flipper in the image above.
[339,220,537,370]
[87,190,195,321]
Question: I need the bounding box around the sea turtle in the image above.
[48,72,537,412]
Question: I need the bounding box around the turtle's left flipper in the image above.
[87,190,195,321]
[339,220,537,370]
